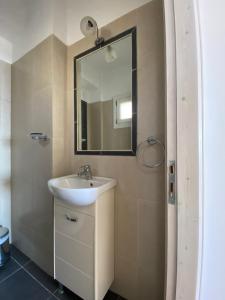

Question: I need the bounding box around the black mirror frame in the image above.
[74,27,137,156]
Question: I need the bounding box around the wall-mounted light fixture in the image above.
[80,16,104,46]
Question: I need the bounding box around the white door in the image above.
[164,1,177,299]
[164,1,202,299]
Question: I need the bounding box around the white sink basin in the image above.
[48,175,116,206]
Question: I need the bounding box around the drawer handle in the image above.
[65,214,78,222]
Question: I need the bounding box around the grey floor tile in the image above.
[47,295,58,300]
[0,269,52,300]
[0,258,21,283]
[24,261,58,293]
[104,290,119,300]
[53,286,82,300]
[5,246,124,300]
[10,244,30,266]
[52,287,123,300]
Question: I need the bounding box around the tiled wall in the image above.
[11,36,67,275]
[0,60,11,237]
[11,1,165,298]
[52,37,68,177]
[66,1,165,299]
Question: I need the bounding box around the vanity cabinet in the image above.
[54,188,115,300]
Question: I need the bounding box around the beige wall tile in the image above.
[0,179,11,236]
[12,36,53,275]
[52,87,66,138]
[11,0,165,297]
[52,137,67,177]
[137,59,165,143]
[12,34,68,275]
[51,36,67,176]
[136,199,165,299]
[67,1,165,298]
[0,60,11,239]
[52,36,67,88]
[137,199,165,269]
[0,139,11,181]
[136,167,165,201]
[32,37,53,92]
[137,266,164,300]
[0,60,11,100]
[137,0,164,61]
[111,256,138,300]
[116,196,138,262]
[0,99,11,139]
[12,225,35,258]
[11,137,33,184]
[31,86,52,137]
[100,10,138,41]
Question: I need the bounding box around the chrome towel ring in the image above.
[137,136,165,168]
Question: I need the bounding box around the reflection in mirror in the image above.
[75,28,137,155]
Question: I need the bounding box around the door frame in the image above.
[164,0,203,299]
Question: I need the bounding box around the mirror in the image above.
[74,28,137,155]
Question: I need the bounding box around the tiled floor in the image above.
[0,245,125,300]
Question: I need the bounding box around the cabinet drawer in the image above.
[55,204,94,247]
[55,257,94,300]
[55,198,95,216]
[55,232,94,277]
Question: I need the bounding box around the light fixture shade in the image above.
[80,16,97,37]
[105,45,117,63]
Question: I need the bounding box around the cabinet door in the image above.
[55,204,94,246]
[55,231,94,276]
[55,257,94,300]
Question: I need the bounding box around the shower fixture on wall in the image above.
[80,16,104,46]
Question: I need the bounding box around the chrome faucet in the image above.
[77,164,93,180]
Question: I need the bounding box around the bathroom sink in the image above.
[48,175,116,206]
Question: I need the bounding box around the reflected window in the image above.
[120,100,132,120]
[114,95,132,129]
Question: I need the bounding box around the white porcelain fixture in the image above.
[48,175,116,206]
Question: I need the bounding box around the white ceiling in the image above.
[0,0,151,63]
[0,0,55,62]
[66,0,151,44]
